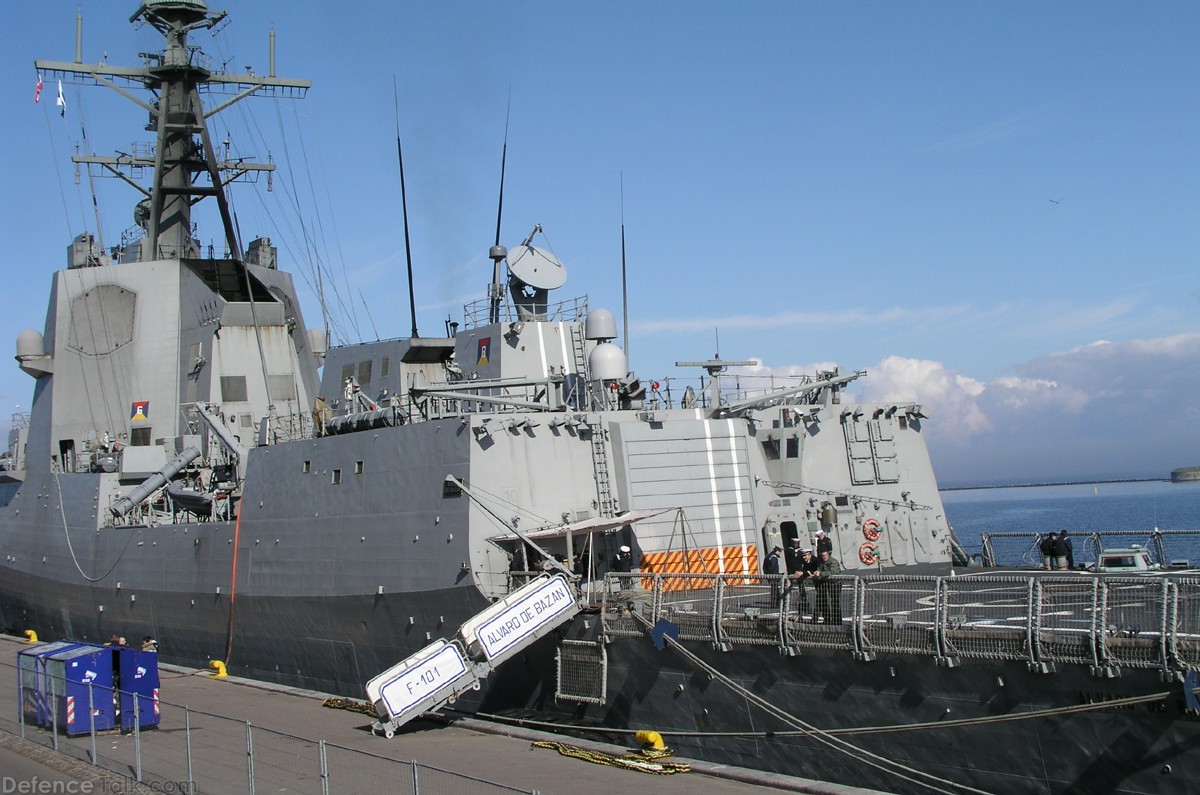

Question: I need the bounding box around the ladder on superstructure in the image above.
[588,421,617,518]
[570,324,618,518]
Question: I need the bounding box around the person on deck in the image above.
[1053,530,1073,570]
[763,545,784,603]
[785,538,804,575]
[811,549,843,625]
[612,545,634,573]
[1038,532,1058,570]
[792,547,819,618]
[815,529,833,557]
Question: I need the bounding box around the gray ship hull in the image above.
[4,551,1197,795]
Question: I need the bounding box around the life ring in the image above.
[858,542,879,565]
[862,518,882,542]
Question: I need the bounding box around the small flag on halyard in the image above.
[34,73,43,103]
[56,79,66,116]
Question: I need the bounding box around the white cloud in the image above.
[861,355,991,436]
[756,332,1200,485]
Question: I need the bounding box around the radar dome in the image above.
[585,308,617,341]
[588,342,627,381]
[16,330,44,358]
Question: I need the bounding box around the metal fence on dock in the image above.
[0,659,537,795]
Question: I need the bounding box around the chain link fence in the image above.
[0,658,536,795]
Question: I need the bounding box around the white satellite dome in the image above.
[16,330,44,358]
[588,342,627,381]
[584,307,617,341]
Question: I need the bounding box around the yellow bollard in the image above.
[635,729,665,750]
[208,660,228,678]
[23,630,38,644]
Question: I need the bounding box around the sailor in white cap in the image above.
[792,547,819,618]
[613,544,634,572]
[815,528,832,556]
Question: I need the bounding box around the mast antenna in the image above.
[394,77,419,338]
[487,92,512,325]
[620,173,629,361]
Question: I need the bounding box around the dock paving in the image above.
[1,634,884,794]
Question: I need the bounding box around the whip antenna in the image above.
[394,77,419,338]
[487,93,511,325]
[620,173,629,361]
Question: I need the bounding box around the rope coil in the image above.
[531,740,691,775]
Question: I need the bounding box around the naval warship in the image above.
[4,4,1198,794]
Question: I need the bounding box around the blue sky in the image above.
[2,1,1197,486]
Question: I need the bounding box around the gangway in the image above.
[365,573,579,738]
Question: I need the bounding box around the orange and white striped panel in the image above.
[639,544,760,591]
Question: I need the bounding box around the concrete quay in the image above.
[0,634,886,795]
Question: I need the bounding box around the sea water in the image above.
[941,480,1200,568]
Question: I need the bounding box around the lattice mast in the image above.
[35,0,311,262]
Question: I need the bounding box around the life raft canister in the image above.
[862,518,882,542]
[859,542,879,565]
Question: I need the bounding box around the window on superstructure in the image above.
[302,460,311,473]
[220,376,248,402]
[340,364,355,385]
[268,374,295,402]
[355,461,364,475]
[358,360,373,386]
[786,437,799,458]
[381,357,390,379]
[130,428,151,446]
[331,469,342,485]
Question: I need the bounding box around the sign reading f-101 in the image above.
[461,574,579,664]
[367,639,476,729]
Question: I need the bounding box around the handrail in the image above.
[599,571,1200,678]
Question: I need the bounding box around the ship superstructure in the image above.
[3,5,1197,795]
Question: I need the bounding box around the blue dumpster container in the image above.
[115,647,160,730]
[16,641,85,726]
[45,644,116,735]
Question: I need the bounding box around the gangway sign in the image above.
[365,639,477,737]
[459,574,578,665]
[365,574,581,739]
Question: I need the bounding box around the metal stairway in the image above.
[365,574,580,737]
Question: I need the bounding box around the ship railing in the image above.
[462,294,589,329]
[1095,577,1172,673]
[941,575,1036,663]
[396,380,570,424]
[980,529,1198,570]
[1171,578,1200,670]
[598,571,1200,676]
[264,400,313,443]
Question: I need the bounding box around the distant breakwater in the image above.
[940,477,1170,493]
